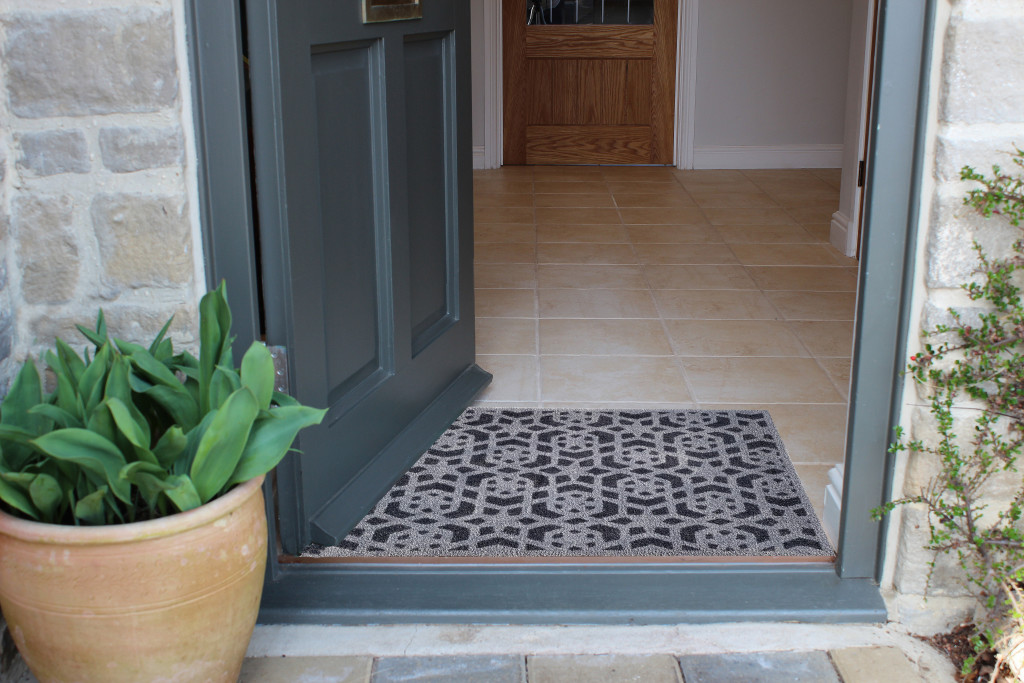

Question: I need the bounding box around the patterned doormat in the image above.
[304,408,834,559]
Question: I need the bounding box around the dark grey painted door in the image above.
[245,1,487,553]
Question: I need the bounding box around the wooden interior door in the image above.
[503,0,678,165]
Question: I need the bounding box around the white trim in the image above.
[692,144,844,169]
[830,211,854,257]
[481,0,502,169]
[472,145,487,169]
[674,0,698,169]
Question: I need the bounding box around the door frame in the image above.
[186,0,936,623]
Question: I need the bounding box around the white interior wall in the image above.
[693,0,852,168]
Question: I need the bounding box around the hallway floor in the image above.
[472,166,856,527]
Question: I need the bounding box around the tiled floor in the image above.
[471,166,856,531]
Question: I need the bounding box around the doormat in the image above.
[304,408,834,558]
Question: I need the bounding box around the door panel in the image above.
[245,0,487,553]
[504,0,678,165]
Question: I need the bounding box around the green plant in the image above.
[876,149,1024,678]
[0,282,325,525]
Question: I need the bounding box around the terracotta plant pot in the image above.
[0,476,268,683]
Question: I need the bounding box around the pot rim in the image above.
[0,475,265,545]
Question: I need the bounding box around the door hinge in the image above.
[857,160,866,187]
[268,345,290,394]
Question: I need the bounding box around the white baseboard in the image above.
[472,146,487,170]
[830,211,853,256]
[692,144,844,169]
[823,464,845,544]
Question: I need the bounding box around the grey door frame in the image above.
[186,0,935,623]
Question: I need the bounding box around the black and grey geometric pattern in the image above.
[305,409,833,558]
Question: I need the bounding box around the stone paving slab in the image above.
[527,654,682,683]
[677,651,841,683]
[830,646,927,683]
[240,656,373,683]
[370,656,524,682]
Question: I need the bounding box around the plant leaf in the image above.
[106,398,156,464]
[74,487,108,525]
[28,473,63,521]
[130,349,182,389]
[229,406,326,486]
[209,365,240,410]
[152,426,187,468]
[31,430,131,504]
[75,310,108,349]
[162,475,202,512]
[0,360,45,470]
[240,342,275,410]
[55,338,86,386]
[0,475,40,519]
[189,387,259,502]
[28,404,84,430]
[77,343,112,412]
[148,316,175,356]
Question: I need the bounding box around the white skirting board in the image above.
[830,210,857,257]
[823,464,845,543]
[472,145,488,170]
[692,145,843,169]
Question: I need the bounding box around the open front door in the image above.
[245,0,488,554]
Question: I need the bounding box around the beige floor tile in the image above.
[788,321,855,357]
[474,243,536,264]
[613,192,697,208]
[746,266,859,291]
[677,169,758,189]
[681,357,844,403]
[534,166,604,181]
[605,180,682,194]
[742,169,823,187]
[803,224,832,242]
[767,404,848,465]
[474,193,533,208]
[475,355,539,402]
[643,265,757,290]
[476,318,537,355]
[475,288,537,318]
[473,179,534,194]
[653,289,780,320]
[477,166,533,179]
[793,463,832,523]
[704,208,796,226]
[474,223,536,243]
[665,320,808,357]
[767,291,856,320]
[541,356,691,403]
[534,193,615,208]
[539,289,658,319]
[766,186,839,205]
[826,244,860,267]
[539,401,699,410]
[818,357,853,399]
[537,242,637,265]
[729,243,844,266]
[474,263,537,289]
[534,180,610,194]
[713,225,819,244]
[538,264,647,289]
[537,224,630,243]
[535,207,621,224]
[813,168,844,189]
[785,204,839,224]
[626,225,721,244]
[473,206,533,224]
[633,243,738,265]
[690,191,779,209]
[617,207,707,225]
[540,319,673,355]
[601,166,678,181]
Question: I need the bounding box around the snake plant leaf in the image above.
[106,398,156,465]
[75,310,108,349]
[0,360,45,470]
[162,474,202,512]
[189,387,259,503]
[271,391,300,407]
[210,365,241,410]
[85,402,119,446]
[138,384,199,433]
[55,338,86,386]
[0,424,38,448]
[228,405,327,486]
[113,338,147,356]
[152,426,187,468]
[31,430,131,504]
[73,487,108,525]
[130,349,182,389]
[119,461,169,509]
[54,372,85,422]
[199,287,226,415]
[240,342,275,411]
[28,473,63,521]
[0,475,39,520]
[28,404,84,430]
[104,355,133,405]
[78,343,112,412]
[148,316,175,356]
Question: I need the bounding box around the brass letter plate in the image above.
[363,0,422,23]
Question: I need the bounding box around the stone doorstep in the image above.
[237,648,936,683]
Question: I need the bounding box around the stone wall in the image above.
[0,0,202,396]
[884,0,1024,632]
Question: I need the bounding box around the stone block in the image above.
[935,132,1023,183]
[829,647,926,683]
[99,126,183,173]
[677,651,839,683]
[885,591,975,636]
[12,195,78,304]
[30,305,196,352]
[371,656,523,683]
[0,312,11,364]
[529,655,681,683]
[941,15,1024,124]
[891,507,973,598]
[926,193,1021,289]
[91,194,193,290]
[15,130,89,176]
[5,9,177,118]
[239,656,371,683]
